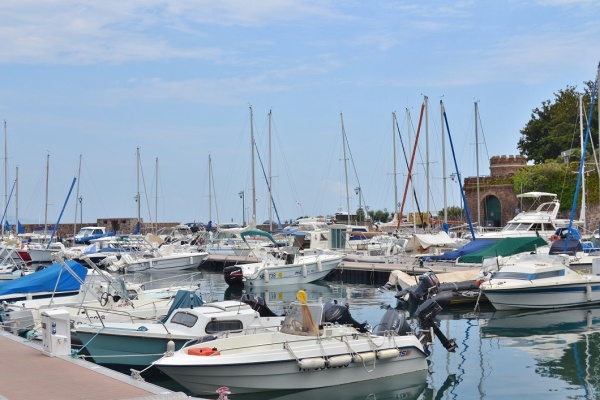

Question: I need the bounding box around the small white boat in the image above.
[153,292,456,396]
[479,252,600,310]
[74,294,284,368]
[223,229,344,287]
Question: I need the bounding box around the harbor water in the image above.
[95,268,600,400]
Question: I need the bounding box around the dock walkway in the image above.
[0,332,192,400]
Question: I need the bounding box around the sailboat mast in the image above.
[155,157,159,231]
[268,109,273,232]
[579,95,586,232]
[425,96,430,227]
[441,101,447,228]
[3,120,6,237]
[475,102,481,227]
[392,112,398,215]
[74,154,82,236]
[208,155,212,222]
[397,101,426,229]
[15,166,18,236]
[136,147,141,226]
[44,153,49,235]
[250,106,256,223]
[341,113,351,219]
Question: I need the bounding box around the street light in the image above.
[354,186,362,222]
[78,196,83,226]
[239,191,245,226]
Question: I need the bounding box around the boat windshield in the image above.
[492,269,565,281]
[280,302,323,336]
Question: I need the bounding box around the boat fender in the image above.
[377,348,400,360]
[587,280,592,302]
[326,354,352,368]
[188,347,221,356]
[166,340,175,356]
[316,259,322,272]
[263,270,270,283]
[298,357,326,370]
[352,351,376,364]
[301,264,307,278]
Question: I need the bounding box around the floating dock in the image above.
[0,331,194,400]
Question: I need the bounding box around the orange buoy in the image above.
[188,347,220,356]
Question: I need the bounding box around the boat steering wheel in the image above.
[99,292,110,307]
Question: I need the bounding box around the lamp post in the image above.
[78,196,83,226]
[354,186,362,223]
[239,191,245,226]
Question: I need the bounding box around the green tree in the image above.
[437,206,464,221]
[517,81,597,164]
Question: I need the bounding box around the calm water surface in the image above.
[112,269,600,400]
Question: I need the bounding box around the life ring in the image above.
[188,347,220,356]
[549,234,559,242]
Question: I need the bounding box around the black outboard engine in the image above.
[322,300,369,333]
[223,265,244,286]
[373,307,412,336]
[396,270,440,311]
[240,293,279,317]
[415,298,458,353]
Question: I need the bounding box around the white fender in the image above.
[301,264,307,278]
[352,351,376,364]
[377,348,400,359]
[327,354,352,368]
[316,259,322,272]
[298,357,326,370]
[263,268,270,283]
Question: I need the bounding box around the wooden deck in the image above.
[0,332,191,400]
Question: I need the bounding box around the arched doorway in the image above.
[483,195,502,227]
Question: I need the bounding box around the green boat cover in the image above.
[240,229,277,244]
[457,236,548,264]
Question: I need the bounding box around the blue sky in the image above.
[1,0,599,227]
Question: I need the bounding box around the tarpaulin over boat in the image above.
[457,236,548,264]
[0,260,88,297]
[413,231,456,248]
[421,239,497,261]
[161,289,205,323]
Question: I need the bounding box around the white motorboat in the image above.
[464,192,575,241]
[479,252,600,310]
[223,230,344,287]
[74,294,284,368]
[153,292,457,396]
[1,257,205,332]
[98,234,209,273]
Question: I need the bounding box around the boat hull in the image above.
[483,282,600,310]
[227,255,343,287]
[75,331,189,367]
[154,329,427,395]
[125,253,208,272]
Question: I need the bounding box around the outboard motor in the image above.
[373,307,411,336]
[223,265,244,287]
[414,298,458,353]
[396,270,440,311]
[322,300,369,333]
[240,293,279,317]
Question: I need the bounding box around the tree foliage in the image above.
[517,81,598,164]
[511,161,599,213]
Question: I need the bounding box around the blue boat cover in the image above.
[161,289,204,323]
[0,260,88,297]
[74,231,116,244]
[421,239,497,261]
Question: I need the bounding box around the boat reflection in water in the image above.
[481,306,600,396]
[224,281,335,314]
[230,369,428,400]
